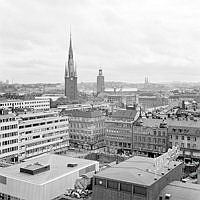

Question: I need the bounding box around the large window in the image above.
[120,182,132,193]
[135,186,146,196]
[107,180,118,190]
[95,178,106,187]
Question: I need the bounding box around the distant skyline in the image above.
[1,0,200,84]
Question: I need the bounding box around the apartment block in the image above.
[62,110,105,150]
[132,118,168,157]
[105,110,139,153]
[168,118,200,159]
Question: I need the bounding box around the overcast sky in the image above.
[1,0,200,84]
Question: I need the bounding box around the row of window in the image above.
[169,135,197,141]
[19,120,67,129]
[2,139,18,146]
[2,146,18,154]
[95,178,146,195]
[19,124,68,134]
[70,122,104,129]
[21,136,63,148]
[1,131,18,138]
[106,129,130,135]
[135,136,166,144]
[108,141,132,148]
[0,117,15,123]
[25,142,61,155]
[0,100,49,107]
[0,124,18,131]
[169,142,196,149]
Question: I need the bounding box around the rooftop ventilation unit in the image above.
[20,162,50,175]
[67,163,78,167]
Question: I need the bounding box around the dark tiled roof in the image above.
[111,110,137,120]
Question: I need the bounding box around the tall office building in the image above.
[97,69,104,94]
[64,34,78,100]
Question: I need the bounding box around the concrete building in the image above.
[105,110,139,153]
[63,110,105,150]
[97,69,104,94]
[0,99,50,111]
[18,111,69,160]
[0,114,18,162]
[64,34,78,101]
[0,154,99,200]
[92,156,183,200]
[132,118,168,157]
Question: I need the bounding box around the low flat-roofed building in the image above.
[0,154,99,200]
[92,156,183,200]
[157,181,200,200]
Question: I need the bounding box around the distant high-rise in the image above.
[64,33,78,100]
[97,69,104,94]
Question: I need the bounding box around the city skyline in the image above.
[1,0,200,83]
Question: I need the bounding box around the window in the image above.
[187,137,190,141]
[107,180,118,190]
[162,131,165,137]
[95,178,106,187]
[187,143,190,148]
[120,183,132,193]
[176,135,178,140]
[135,186,146,196]
[181,143,184,148]
[181,136,184,140]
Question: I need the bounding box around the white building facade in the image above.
[0,99,50,111]
[18,111,69,160]
[0,114,19,162]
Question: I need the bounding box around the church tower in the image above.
[64,33,78,100]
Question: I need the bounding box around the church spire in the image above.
[68,32,75,76]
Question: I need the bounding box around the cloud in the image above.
[0,0,200,83]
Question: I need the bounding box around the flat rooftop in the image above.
[94,156,182,187]
[0,154,98,185]
[159,181,200,200]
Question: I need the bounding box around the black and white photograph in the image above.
[0,0,200,199]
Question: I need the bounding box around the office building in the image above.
[92,155,183,200]
[64,34,78,100]
[18,111,69,160]
[97,69,104,94]
[0,99,50,111]
[0,114,18,162]
[0,154,99,200]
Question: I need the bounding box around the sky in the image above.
[0,0,200,84]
